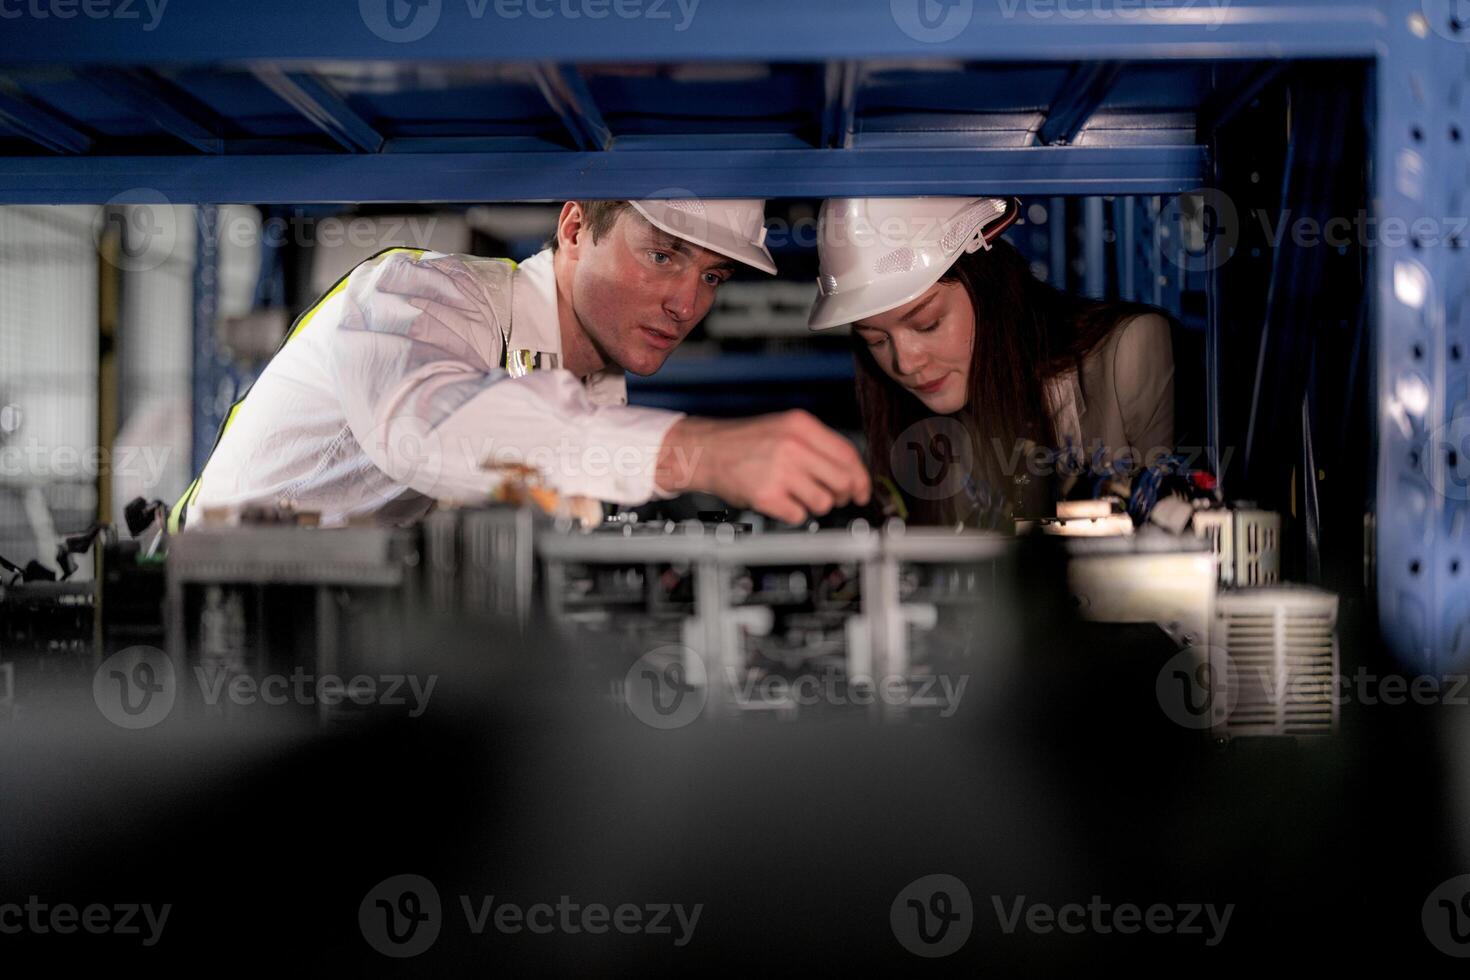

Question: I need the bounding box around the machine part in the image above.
[0,581,94,657]
[1148,495,1196,535]
[1211,586,1339,738]
[1192,507,1281,587]
[1065,536,1215,650]
[1020,514,1136,537]
[198,585,248,676]
[165,523,420,726]
[1057,499,1115,520]
[421,506,537,624]
[541,522,1011,721]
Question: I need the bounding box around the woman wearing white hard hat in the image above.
[809,197,1175,526]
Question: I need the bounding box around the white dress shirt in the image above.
[191,248,683,527]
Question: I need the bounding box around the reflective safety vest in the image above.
[166,246,529,533]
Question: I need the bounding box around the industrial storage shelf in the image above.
[0,1,1465,676]
[0,0,1392,203]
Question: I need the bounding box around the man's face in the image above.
[566,208,736,376]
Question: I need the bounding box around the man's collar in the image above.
[513,248,629,406]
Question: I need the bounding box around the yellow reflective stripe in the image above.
[284,246,429,344]
[168,245,435,532]
[166,477,199,534]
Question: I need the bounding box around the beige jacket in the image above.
[1043,312,1176,467]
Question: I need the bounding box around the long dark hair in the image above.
[855,237,1166,525]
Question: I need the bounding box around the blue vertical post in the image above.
[191,204,222,476]
[1114,196,1136,302]
[1083,196,1105,299]
[1374,1,1470,674]
[1048,196,1067,290]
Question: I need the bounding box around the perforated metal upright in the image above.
[1374,4,1470,674]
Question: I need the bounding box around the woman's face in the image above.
[853,279,974,415]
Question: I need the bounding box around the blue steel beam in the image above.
[528,63,612,151]
[249,67,385,153]
[822,61,859,150]
[0,145,1208,203]
[0,1,1387,64]
[0,88,91,154]
[1038,61,1125,146]
[77,68,222,153]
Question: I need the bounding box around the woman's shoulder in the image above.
[1089,310,1174,376]
[1107,310,1172,348]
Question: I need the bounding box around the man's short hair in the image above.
[546,200,632,252]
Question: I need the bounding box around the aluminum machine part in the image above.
[421,506,536,625]
[1064,535,1218,652]
[164,524,421,726]
[538,520,1013,722]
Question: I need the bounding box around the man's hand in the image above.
[655,411,871,524]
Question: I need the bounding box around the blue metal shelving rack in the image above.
[0,0,1464,674]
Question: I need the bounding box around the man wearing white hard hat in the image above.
[171,198,870,530]
[810,196,1174,526]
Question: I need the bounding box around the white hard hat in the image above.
[807,197,1020,330]
[629,199,777,275]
